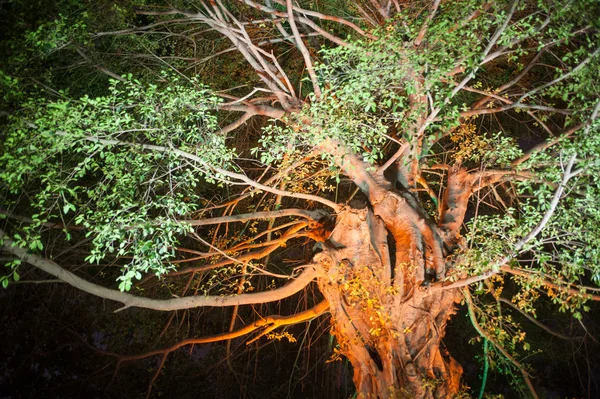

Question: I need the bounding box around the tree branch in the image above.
[433,156,581,290]
[0,229,320,311]
[286,0,321,99]
[183,208,328,226]
[499,265,600,301]
[518,46,600,103]
[414,0,441,47]
[95,300,328,362]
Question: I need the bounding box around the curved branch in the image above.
[73,300,328,397]
[0,229,320,312]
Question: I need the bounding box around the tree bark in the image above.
[314,205,462,398]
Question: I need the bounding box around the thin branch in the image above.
[74,48,125,81]
[469,170,534,192]
[0,208,83,230]
[368,0,388,18]
[500,266,600,301]
[512,123,583,166]
[149,223,307,277]
[495,49,546,94]
[286,0,321,99]
[377,141,410,174]
[516,154,576,249]
[218,102,284,119]
[251,0,375,39]
[510,84,599,167]
[220,112,255,134]
[518,47,600,103]
[417,0,520,138]
[355,3,379,27]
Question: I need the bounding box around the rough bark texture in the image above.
[314,204,462,398]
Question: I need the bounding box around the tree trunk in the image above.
[314,196,462,398]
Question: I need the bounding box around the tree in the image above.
[1,0,600,397]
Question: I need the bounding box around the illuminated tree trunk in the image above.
[314,193,463,398]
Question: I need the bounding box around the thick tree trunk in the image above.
[314,200,462,398]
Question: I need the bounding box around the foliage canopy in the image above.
[1,0,600,397]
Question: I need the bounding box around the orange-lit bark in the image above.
[314,208,462,398]
[310,139,470,398]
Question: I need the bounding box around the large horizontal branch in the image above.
[0,230,320,312]
[470,169,535,192]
